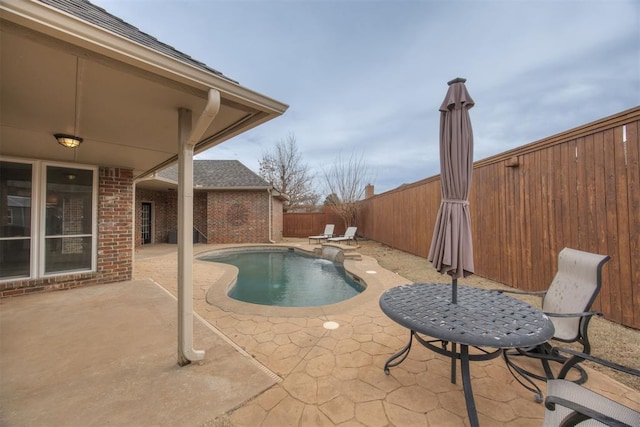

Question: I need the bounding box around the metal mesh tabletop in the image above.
[380,283,554,348]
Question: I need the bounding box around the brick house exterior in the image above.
[1,167,133,297]
[0,1,286,301]
[135,160,285,246]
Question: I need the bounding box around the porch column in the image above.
[177,89,220,366]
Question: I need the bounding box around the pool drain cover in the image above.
[323,321,340,330]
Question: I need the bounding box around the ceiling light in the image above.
[54,133,83,148]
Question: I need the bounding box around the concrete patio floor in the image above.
[0,276,278,426]
[2,242,639,426]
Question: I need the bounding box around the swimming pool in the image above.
[200,248,365,307]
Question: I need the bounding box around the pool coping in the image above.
[198,243,394,318]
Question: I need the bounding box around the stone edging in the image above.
[200,244,388,318]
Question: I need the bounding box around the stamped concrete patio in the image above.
[2,241,638,426]
[141,241,639,426]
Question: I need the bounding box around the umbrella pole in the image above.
[452,278,458,304]
[451,277,458,385]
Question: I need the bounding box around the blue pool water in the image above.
[201,249,365,307]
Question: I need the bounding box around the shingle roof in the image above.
[38,0,237,83]
[158,160,270,188]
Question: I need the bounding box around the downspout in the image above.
[268,188,275,243]
[177,89,221,366]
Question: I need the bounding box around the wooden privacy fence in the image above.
[283,208,346,238]
[285,107,640,329]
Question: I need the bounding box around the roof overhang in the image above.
[135,175,273,192]
[194,186,270,191]
[135,173,290,201]
[135,174,180,191]
[0,0,288,178]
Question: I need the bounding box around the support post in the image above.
[177,107,204,366]
[176,88,221,366]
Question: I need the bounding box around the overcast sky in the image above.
[93,0,639,194]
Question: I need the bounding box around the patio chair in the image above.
[327,226,357,245]
[308,224,335,244]
[544,347,640,427]
[500,247,611,402]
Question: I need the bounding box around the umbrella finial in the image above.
[447,77,466,86]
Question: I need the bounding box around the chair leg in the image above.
[503,349,544,403]
[504,345,554,381]
[504,343,591,402]
[541,356,555,380]
[557,353,589,384]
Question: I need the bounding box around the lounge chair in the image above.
[308,224,335,244]
[500,247,611,402]
[544,347,640,427]
[327,226,357,245]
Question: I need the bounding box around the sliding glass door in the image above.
[0,159,97,281]
[44,166,94,274]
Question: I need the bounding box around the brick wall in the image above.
[134,189,280,246]
[194,191,207,242]
[97,167,134,282]
[135,189,176,245]
[135,189,209,245]
[1,167,134,297]
[206,190,270,243]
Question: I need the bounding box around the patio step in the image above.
[342,251,362,261]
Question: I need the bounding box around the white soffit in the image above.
[0,0,288,177]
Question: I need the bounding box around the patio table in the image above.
[380,282,554,427]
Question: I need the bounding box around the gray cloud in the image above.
[95,0,639,194]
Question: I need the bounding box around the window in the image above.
[0,161,33,279]
[0,159,97,281]
[44,166,94,274]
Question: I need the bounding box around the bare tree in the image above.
[259,133,319,212]
[323,151,372,229]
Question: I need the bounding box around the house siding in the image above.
[1,167,134,297]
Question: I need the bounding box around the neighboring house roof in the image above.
[157,160,271,189]
[38,0,236,84]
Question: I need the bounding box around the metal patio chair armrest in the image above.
[543,310,603,319]
[496,288,547,296]
[543,309,603,345]
[544,310,602,352]
[544,395,633,427]
[552,347,640,380]
[543,311,604,381]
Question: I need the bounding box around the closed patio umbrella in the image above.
[428,78,475,304]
